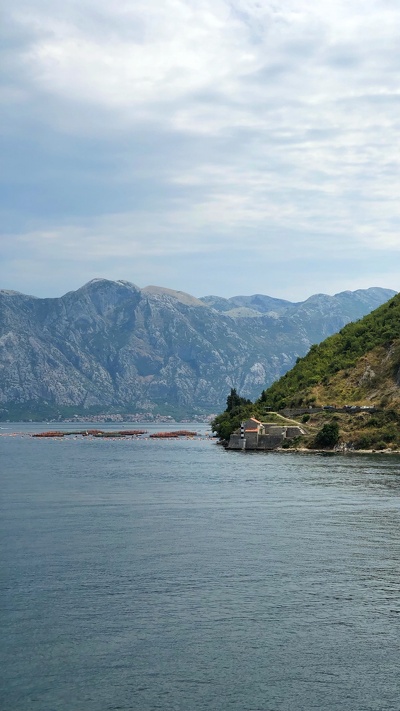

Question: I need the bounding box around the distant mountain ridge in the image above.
[0,279,396,419]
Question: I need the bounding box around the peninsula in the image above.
[213,292,400,452]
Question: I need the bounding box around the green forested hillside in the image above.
[259,292,400,411]
[212,293,400,447]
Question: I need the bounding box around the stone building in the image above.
[227,417,305,451]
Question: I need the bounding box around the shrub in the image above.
[353,435,374,450]
[374,441,388,450]
[313,421,340,448]
[282,436,303,449]
[380,427,397,442]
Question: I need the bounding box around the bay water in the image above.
[1,423,400,710]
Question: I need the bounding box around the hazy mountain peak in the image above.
[82,278,140,291]
[0,289,30,297]
[143,285,206,307]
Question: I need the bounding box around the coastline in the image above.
[276,446,400,455]
[220,441,400,455]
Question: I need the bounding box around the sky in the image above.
[1,0,400,301]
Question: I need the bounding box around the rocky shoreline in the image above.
[218,438,400,454]
[275,446,400,455]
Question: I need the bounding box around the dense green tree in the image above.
[226,388,241,411]
[313,422,340,448]
[211,388,253,440]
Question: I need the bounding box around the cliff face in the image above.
[0,279,396,416]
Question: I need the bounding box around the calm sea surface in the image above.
[1,423,400,711]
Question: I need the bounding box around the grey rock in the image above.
[0,279,396,416]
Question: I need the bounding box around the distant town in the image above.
[58,413,216,425]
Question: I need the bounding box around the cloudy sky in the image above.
[1,0,400,300]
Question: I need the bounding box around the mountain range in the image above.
[0,279,396,419]
[212,291,400,450]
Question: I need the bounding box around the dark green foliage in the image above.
[281,436,303,449]
[353,434,375,449]
[354,433,390,450]
[259,293,400,410]
[312,421,340,448]
[352,409,400,449]
[211,409,244,441]
[211,406,253,441]
[362,409,400,428]
[211,388,254,440]
[380,427,396,442]
[226,388,251,412]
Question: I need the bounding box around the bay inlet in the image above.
[2,423,400,711]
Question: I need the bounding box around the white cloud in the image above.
[9,1,398,118]
[2,0,400,297]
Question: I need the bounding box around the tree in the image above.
[226,388,250,412]
[211,389,253,441]
[313,421,340,448]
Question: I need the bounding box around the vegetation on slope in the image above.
[258,293,400,411]
[212,293,400,449]
[295,408,400,451]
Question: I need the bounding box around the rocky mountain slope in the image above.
[0,279,396,419]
